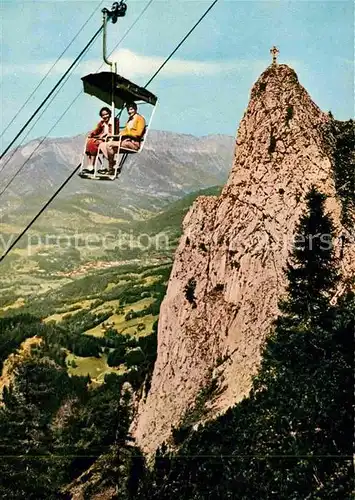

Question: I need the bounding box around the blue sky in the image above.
[0,0,354,151]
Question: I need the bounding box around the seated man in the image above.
[100,102,146,174]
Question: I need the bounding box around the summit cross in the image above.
[270,46,279,65]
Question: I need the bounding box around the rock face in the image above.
[132,64,355,454]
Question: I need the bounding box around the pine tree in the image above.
[0,356,72,498]
[279,187,339,325]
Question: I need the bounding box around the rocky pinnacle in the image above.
[132,64,355,454]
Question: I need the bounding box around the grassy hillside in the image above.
[0,186,221,307]
[0,186,221,384]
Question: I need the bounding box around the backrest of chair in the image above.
[136,103,157,153]
[140,125,147,142]
[130,123,146,154]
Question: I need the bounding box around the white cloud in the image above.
[2,49,265,81]
[1,58,83,78]
[106,49,255,79]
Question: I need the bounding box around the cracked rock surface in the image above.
[131,64,355,454]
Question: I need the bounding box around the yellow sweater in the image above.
[121,113,146,139]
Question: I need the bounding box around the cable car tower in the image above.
[79,2,158,180]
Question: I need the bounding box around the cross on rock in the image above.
[270,46,279,65]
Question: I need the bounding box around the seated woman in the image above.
[84,107,119,172]
[99,103,146,174]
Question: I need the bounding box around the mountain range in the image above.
[0,130,234,217]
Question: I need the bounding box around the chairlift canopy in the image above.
[82,71,157,109]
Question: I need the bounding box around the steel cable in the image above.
[0,0,105,143]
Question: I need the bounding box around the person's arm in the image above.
[88,121,103,138]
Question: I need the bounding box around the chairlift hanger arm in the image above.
[102,1,127,24]
[101,2,128,133]
[102,2,127,68]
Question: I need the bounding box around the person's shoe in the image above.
[81,168,94,174]
[98,168,108,174]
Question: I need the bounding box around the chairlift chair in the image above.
[79,73,157,180]
[79,2,158,181]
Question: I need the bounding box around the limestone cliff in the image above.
[132,64,355,454]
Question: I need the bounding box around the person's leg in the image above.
[99,141,108,158]
[85,138,100,170]
[120,138,140,151]
[106,141,120,170]
[88,154,96,167]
